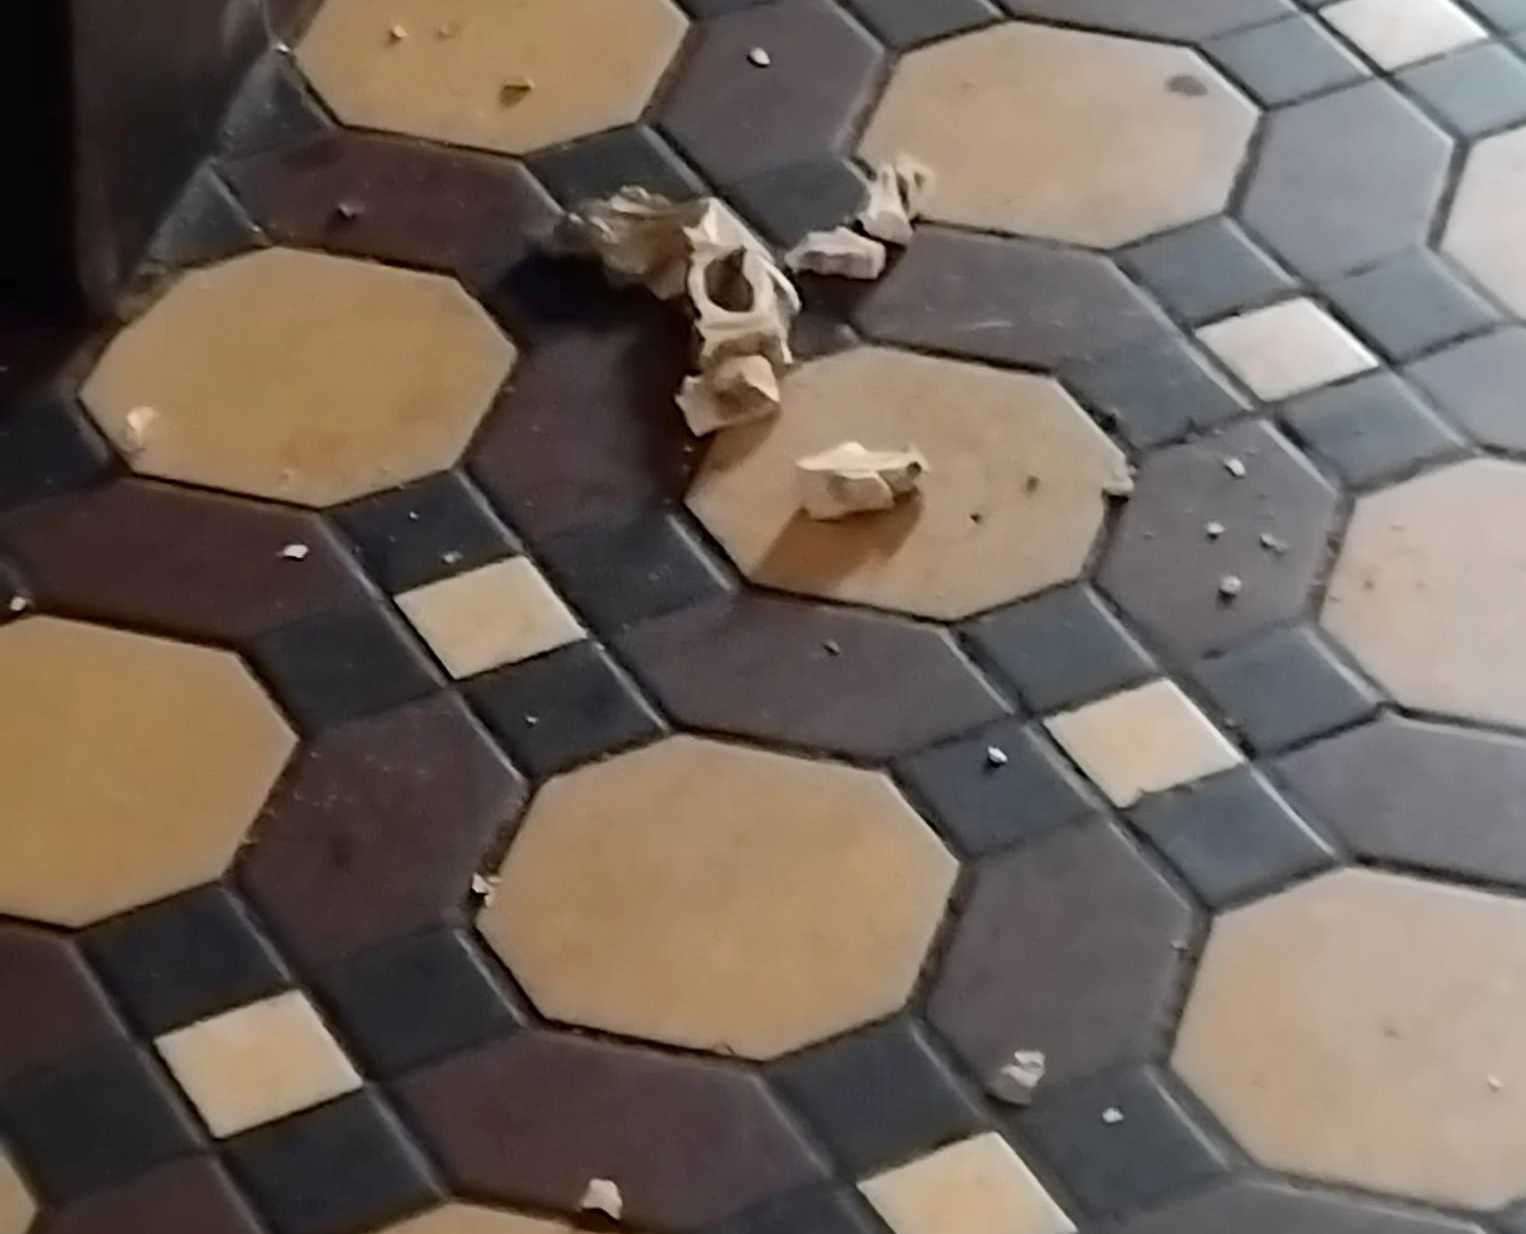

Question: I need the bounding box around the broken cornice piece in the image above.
[797,441,928,520]
[676,355,780,437]
[689,245,796,371]
[785,227,887,280]
[858,154,937,246]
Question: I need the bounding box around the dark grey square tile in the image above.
[1205,15,1366,106]
[1020,1067,1228,1218]
[1400,42,1526,135]
[1282,370,1464,487]
[1406,326,1526,450]
[226,1091,439,1234]
[146,167,259,269]
[1061,338,1248,450]
[1129,766,1335,906]
[84,887,288,1035]
[537,511,731,634]
[0,1042,199,1202]
[0,393,111,514]
[964,586,1153,713]
[217,53,330,160]
[1001,0,1293,38]
[528,125,704,207]
[467,640,664,777]
[1473,0,1526,30]
[842,0,998,47]
[770,1018,983,1174]
[249,605,441,733]
[315,929,519,1077]
[896,719,1097,856]
[725,156,868,247]
[1120,218,1293,326]
[1322,249,1500,361]
[709,1186,883,1234]
[1107,1178,1481,1234]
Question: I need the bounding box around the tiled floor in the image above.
[9,0,1526,1230]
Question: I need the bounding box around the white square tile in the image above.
[155,990,361,1137]
[1322,0,1485,69]
[1197,297,1377,401]
[1045,679,1243,808]
[396,557,584,680]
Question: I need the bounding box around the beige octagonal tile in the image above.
[1175,868,1526,1207]
[478,735,956,1059]
[298,0,686,155]
[345,1203,591,1234]
[687,347,1131,621]
[859,22,1257,247]
[83,247,514,507]
[0,1148,32,1234]
[0,616,294,926]
[1443,126,1526,317]
[1323,458,1526,729]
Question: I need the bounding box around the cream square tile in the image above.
[396,557,584,680]
[859,1132,1074,1234]
[1323,0,1485,69]
[1196,297,1377,400]
[155,989,361,1138]
[0,1148,32,1234]
[1045,679,1243,807]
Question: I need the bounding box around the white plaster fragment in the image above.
[796,441,928,520]
[987,1050,1047,1106]
[580,1179,623,1220]
[785,227,887,280]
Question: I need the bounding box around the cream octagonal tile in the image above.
[478,734,956,1059]
[687,346,1131,621]
[343,1202,589,1234]
[298,0,687,155]
[1443,126,1526,318]
[0,616,294,926]
[1323,458,1526,729]
[82,247,515,507]
[1174,868,1526,1207]
[859,22,1257,247]
[0,1148,32,1234]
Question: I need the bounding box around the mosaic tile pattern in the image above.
[11,0,1526,1227]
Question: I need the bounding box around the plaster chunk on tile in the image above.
[988,1050,1048,1107]
[1322,0,1485,70]
[1045,679,1242,807]
[1196,298,1377,400]
[677,355,781,437]
[797,441,928,520]
[689,244,797,371]
[860,1132,1075,1234]
[785,227,888,280]
[396,557,584,680]
[0,1148,33,1234]
[579,1178,623,1220]
[859,156,936,245]
[155,990,361,1138]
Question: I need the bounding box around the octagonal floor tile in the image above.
[1443,126,1526,317]
[687,347,1131,621]
[82,248,514,507]
[298,0,686,155]
[860,23,1256,247]
[0,617,294,926]
[375,1205,600,1234]
[1000,0,1291,40]
[1104,1178,1484,1234]
[478,735,955,1058]
[1324,458,1526,729]
[0,1148,32,1234]
[1175,868,1526,1206]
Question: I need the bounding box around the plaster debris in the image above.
[1205,521,1225,540]
[986,745,1009,768]
[122,405,158,454]
[1101,461,1136,499]
[797,441,928,520]
[500,76,535,103]
[580,1179,623,1221]
[7,595,29,614]
[1223,455,1247,478]
[858,155,937,245]
[823,640,841,656]
[435,20,460,38]
[748,46,772,66]
[1101,1106,1125,1125]
[1218,574,1244,600]
[677,355,781,437]
[1489,1075,1504,1092]
[334,199,364,222]
[987,1049,1046,1106]
[690,245,796,371]
[279,543,310,561]
[785,227,887,280]
[386,23,408,42]
[1259,531,1287,554]
[470,873,500,904]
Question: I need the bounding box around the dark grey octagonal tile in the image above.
[1120,218,1294,327]
[1282,371,1465,488]
[1000,0,1292,40]
[1406,326,1526,451]
[1320,249,1500,363]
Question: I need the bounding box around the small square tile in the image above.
[537,512,731,634]
[396,558,584,681]
[0,394,110,514]
[146,167,259,269]
[333,473,516,594]
[1322,0,1486,68]
[155,991,360,1139]
[712,1186,883,1234]
[249,605,441,732]
[0,1042,198,1202]
[895,719,1097,856]
[1197,298,1378,400]
[315,929,519,1077]
[770,1018,983,1174]
[963,586,1154,713]
[860,1132,1074,1234]
[528,125,705,207]
[84,886,288,1036]
[467,640,664,777]
[1020,1068,1227,1217]
[217,54,330,159]
[1206,15,1367,105]
[1060,338,1248,450]
[726,156,869,246]
[1405,326,1526,450]
[1322,250,1500,360]
[1400,40,1526,133]
[1044,680,1243,809]
[226,1091,439,1234]
[842,0,997,46]
[1129,766,1336,906]
[1120,219,1294,325]
[1282,370,1464,487]
[1192,625,1380,752]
